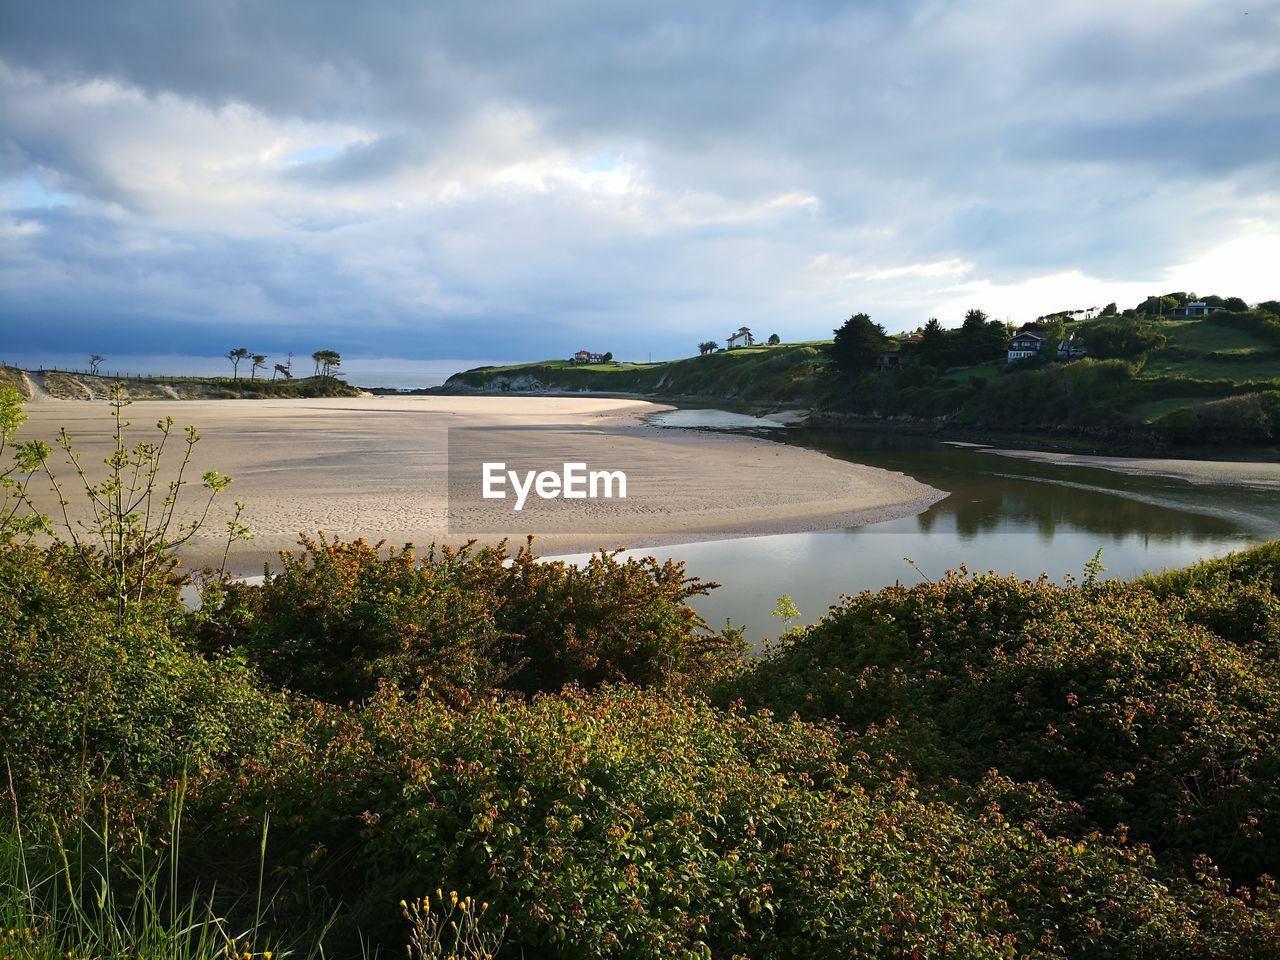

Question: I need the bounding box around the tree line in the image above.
[225,348,342,380]
[831,309,1011,375]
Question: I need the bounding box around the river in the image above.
[552,411,1278,644]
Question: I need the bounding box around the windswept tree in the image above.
[88,355,105,375]
[830,312,886,376]
[697,340,719,356]
[767,333,781,345]
[227,347,250,380]
[272,362,292,381]
[312,350,342,377]
[250,354,268,380]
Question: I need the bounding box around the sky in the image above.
[2,0,1278,367]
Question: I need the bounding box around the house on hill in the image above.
[1055,332,1088,361]
[877,341,902,370]
[725,326,754,349]
[1170,301,1216,318]
[573,350,606,363]
[1007,331,1043,362]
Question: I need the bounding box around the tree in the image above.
[272,363,292,381]
[1041,317,1067,360]
[227,347,249,380]
[830,312,886,376]
[88,355,105,375]
[312,350,341,377]
[1082,317,1167,360]
[767,333,781,345]
[250,354,268,380]
[1223,296,1249,313]
[697,341,718,356]
[1135,295,1179,318]
[1100,302,1118,317]
[916,317,947,367]
[953,309,1009,365]
[602,352,614,363]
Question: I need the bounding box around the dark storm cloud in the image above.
[1,0,1278,361]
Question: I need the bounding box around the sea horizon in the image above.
[0,353,514,391]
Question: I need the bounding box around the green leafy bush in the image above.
[201,536,742,705]
[727,572,1280,883]
[211,685,1278,959]
[0,542,290,826]
[1081,318,1168,360]
[1153,392,1280,445]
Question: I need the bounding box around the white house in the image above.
[725,326,754,349]
[1055,332,1088,361]
[1007,331,1043,362]
[573,350,606,363]
[1171,301,1214,318]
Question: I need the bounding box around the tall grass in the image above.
[1,777,294,960]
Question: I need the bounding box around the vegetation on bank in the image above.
[3,389,1280,957]
[0,364,361,400]
[445,294,1280,450]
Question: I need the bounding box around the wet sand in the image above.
[983,447,1280,490]
[18,396,943,573]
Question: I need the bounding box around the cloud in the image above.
[1,0,1278,362]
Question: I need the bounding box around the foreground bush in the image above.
[202,536,743,705]
[727,571,1280,886]
[205,686,1278,959]
[0,542,291,825]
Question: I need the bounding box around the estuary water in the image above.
[554,411,1279,643]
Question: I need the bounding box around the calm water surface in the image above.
[556,411,1280,643]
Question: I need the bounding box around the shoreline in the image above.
[16,395,945,575]
[973,446,1280,490]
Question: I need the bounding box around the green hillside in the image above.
[446,342,832,404]
[446,306,1280,449]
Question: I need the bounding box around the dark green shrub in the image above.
[728,572,1280,883]
[202,536,742,705]
[1154,392,1280,445]
[212,686,1278,959]
[0,542,290,825]
[1081,319,1168,360]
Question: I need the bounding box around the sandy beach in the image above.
[17,396,944,573]
[982,447,1280,490]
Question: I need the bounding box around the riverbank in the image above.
[16,395,943,573]
[980,446,1280,490]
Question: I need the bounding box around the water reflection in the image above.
[553,423,1275,644]
[794,429,1277,541]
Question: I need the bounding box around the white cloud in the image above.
[0,0,1277,359]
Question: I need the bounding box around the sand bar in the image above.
[16,396,943,574]
[983,447,1280,489]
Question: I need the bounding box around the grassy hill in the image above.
[446,311,1280,449]
[445,342,831,404]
